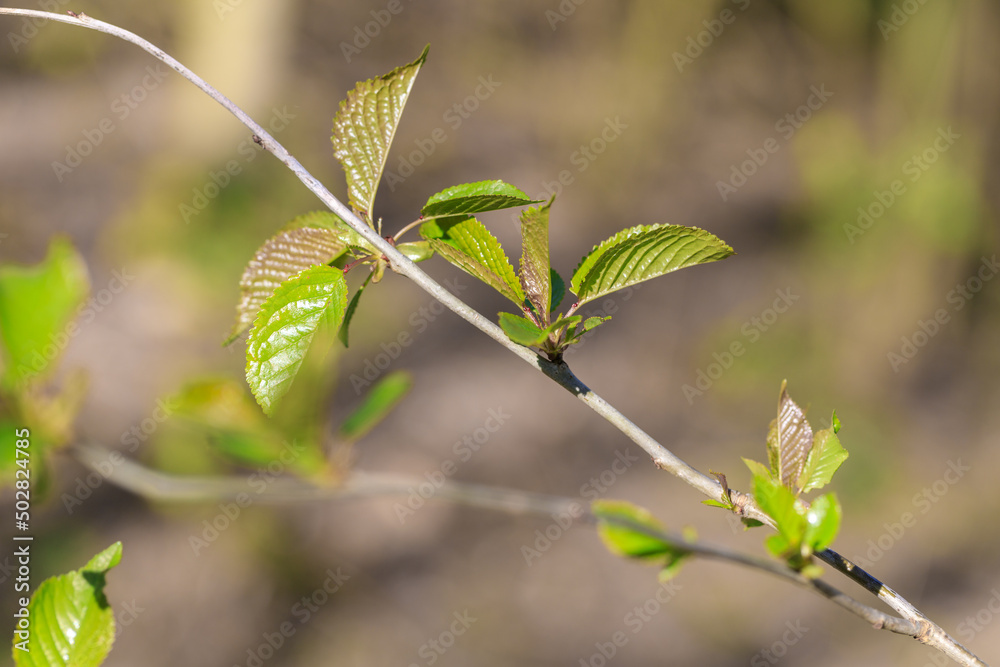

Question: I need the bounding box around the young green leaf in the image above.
[13,542,122,667]
[421,216,524,305]
[797,421,849,494]
[592,500,681,560]
[332,45,429,224]
[396,241,434,263]
[421,180,540,218]
[518,199,553,320]
[570,224,733,307]
[227,211,371,344]
[752,473,804,554]
[766,381,813,492]
[742,457,774,483]
[802,493,842,552]
[339,371,412,441]
[498,312,546,346]
[566,315,610,342]
[246,265,348,415]
[338,277,370,349]
[0,237,89,389]
[550,269,565,310]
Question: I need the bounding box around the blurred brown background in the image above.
[2,0,1000,665]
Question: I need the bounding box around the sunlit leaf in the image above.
[497,313,544,346]
[227,212,370,344]
[246,265,348,415]
[797,421,849,494]
[396,241,434,263]
[13,542,122,667]
[803,493,841,552]
[421,180,540,218]
[518,199,553,320]
[753,474,804,556]
[332,45,429,224]
[339,371,412,441]
[0,237,89,389]
[421,216,524,305]
[570,224,733,306]
[766,381,813,492]
[742,457,773,483]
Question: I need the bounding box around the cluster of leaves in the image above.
[232,46,734,415]
[0,238,91,491]
[593,382,849,580]
[707,380,849,575]
[11,542,122,667]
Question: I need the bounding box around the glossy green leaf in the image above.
[421,216,524,305]
[570,224,733,306]
[498,313,546,346]
[332,46,429,224]
[246,265,348,415]
[13,542,122,667]
[396,241,434,263]
[0,237,89,389]
[518,199,553,319]
[766,381,813,492]
[227,212,371,344]
[803,493,841,552]
[339,371,413,441]
[550,269,565,310]
[592,500,679,560]
[421,180,540,218]
[797,422,849,494]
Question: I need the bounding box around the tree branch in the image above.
[1,9,985,666]
[76,444,958,656]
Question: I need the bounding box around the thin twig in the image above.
[71,443,586,518]
[0,9,986,666]
[75,444,927,643]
